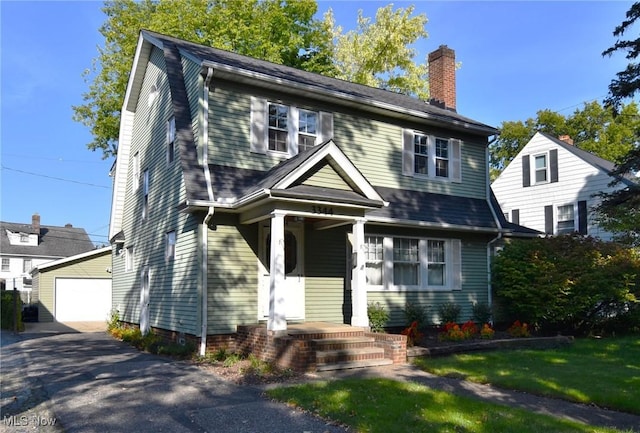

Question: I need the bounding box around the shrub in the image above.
[492,234,640,335]
[480,323,495,339]
[403,302,429,328]
[437,302,461,324]
[401,321,423,347]
[472,302,492,325]
[1,291,23,331]
[438,322,466,341]
[508,320,531,338]
[368,302,389,333]
[460,320,478,338]
[106,309,121,332]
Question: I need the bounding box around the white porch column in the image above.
[267,211,287,331]
[351,218,369,327]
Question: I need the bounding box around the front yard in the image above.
[266,336,640,433]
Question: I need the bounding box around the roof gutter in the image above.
[199,66,215,357]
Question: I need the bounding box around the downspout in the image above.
[485,137,502,321]
[200,67,215,357]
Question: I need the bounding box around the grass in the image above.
[413,335,640,415]
[267,378,629,433]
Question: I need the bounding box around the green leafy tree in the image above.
[595,2,640,247]
[325,4,430,99]
[73,0,331,158]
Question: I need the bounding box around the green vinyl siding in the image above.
[206,215,259,334]
[300,163,352,191]
[304,226,349,323]
[182,56,201,151]
[114,45,200,335]
[36,251,112,322]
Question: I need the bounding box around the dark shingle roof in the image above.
[0,221,95,258]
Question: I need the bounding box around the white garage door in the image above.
[55,278,112,322]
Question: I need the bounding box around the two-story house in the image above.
[109,30,531,367]
[492,132,634,239]
[0,214,95,304]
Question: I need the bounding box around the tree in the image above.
[73,0,331,159]
[595,2,640,247]
[325,4,430,99]
[489,102,638,180]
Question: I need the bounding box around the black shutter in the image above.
[544,205,554,234]
[550,149,559,183]
[578,200,588,234]
[522,155,530,187]
[512,209,520,225]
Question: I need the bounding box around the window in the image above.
[435,138,449,178]
[2,258,9,272]
[142,169,149,219]
[166,116,175,164]
[20,234,28,243]
[364,236,460,290]
[125,246,134,272]
[557,205,575,234]
[393,238,419,286]
[133,152,140,191]
[403,130,461,182]
[23,259,32,273]
[365,236,384,286]
[166,231,176,260]
[414,134,429,175]
[268,103,289,152]
[534,154,548,183]
[251,97,331,157]
[298,109,318,152]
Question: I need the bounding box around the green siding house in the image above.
[109,31,531,358]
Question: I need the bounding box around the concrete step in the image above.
[316,358,394,372]
[316,346,386,364]
[311,336,376,351]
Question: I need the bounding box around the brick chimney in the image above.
[428,45,456,111]
[31,213,41,234]
[558,135,574,145]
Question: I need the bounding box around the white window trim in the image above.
[556,203,576,234]
[1,258,10,272]
[403,129,461,182]
[142,169,149,220]
[133,152,140,192]
[533,152,549,185]
[365,235,461,292]
[125,246,134,272]
[165,231,176,261]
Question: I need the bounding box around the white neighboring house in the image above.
[0,214,95,304]
[492,132,634,240]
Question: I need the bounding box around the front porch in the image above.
[235,322,407,372]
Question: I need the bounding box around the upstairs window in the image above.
[403,130,461,182]
[125,246,134,272]
[534,154,548,183]
[23,259,32,273]
[2,258,9,272]
[522,149,558,187]
[20,234,28,243]
[142,169,149,220]
[133,152,140,191]
[166,231,176,261]
[251,97,332,157]
[166,116,175,164]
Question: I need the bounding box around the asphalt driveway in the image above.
[1,329,345,433]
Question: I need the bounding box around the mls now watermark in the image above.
[3,415,57,427]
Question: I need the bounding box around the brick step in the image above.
[316,358,394,372]
[316,346,386,365]
[289,330,366,340]
[311,336,376,351]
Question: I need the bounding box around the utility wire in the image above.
[1,165,110,189]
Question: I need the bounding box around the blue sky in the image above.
[0,1,634,246]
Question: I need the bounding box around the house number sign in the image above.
[311,206,334,215]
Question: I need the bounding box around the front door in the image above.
[259,222,305,320]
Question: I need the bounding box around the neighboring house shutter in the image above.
[250,96,267,154]
[511,209,520,225]
[544,205,553,234]
[402,129,414,176]
[578,200,588,235]
[450,239,462,290]
[522,155,530,187]
[450,139,462,182]
[318,111,333,144]
[550,149,559,183]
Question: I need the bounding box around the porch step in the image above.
[316,346,386,365]
[316,358,394,372]
[311,336,375,351]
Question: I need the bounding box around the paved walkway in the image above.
[2,326,639,432]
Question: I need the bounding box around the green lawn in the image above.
[413,335,640,415]
[267,378,630,433]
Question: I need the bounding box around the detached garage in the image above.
[31,247,112,322]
